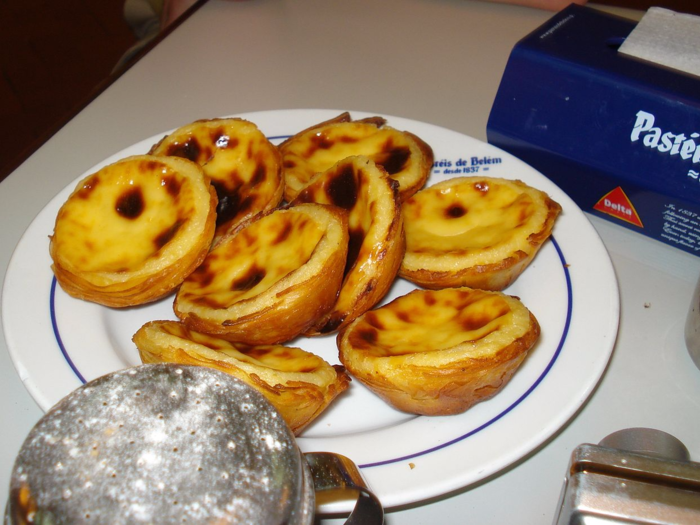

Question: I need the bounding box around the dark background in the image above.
[0,0,136,182]
[0,0,698,182]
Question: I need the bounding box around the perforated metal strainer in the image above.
[5,364,382,524]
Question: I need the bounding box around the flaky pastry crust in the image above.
[149,118,284,243]
[134,320,350,434]
[174,203,349,344]
[399,176,561,291]
[292,156,405,335]
[279,112,433,202]
[50,155,217,307]
[337,287,540,416]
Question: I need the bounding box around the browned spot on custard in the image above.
[194,296,227,309]
[462,326,500,344]
[142,160,163,172]
[296,364,319,373]
[351,327,378,349]
[450,290,494,312]
[375,140,410,175]
[77,176,100,199]
[461,312,497,332]
[115,187,145,219]
[238,229,259,248]
[423,292,437,306]
[231,266,266,291]
[309,133,334,154]
[154,219,184,249]
[345,228,365,276]
[211,175,244,227]
[161,175,183,197]
[248,161,267,188]
[446,204,467,218]
[327,164,358,210]
[165,138,202,162]
[396,310,412,323]
[363,311,385,330]
[188,262,215,288]
[244,142,258,165]
[272,220,293,245]
[237,194,256,216]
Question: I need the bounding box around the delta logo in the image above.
[593,187,643,227]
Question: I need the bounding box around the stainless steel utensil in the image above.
[553,428,700,524]
[5,364,383,524]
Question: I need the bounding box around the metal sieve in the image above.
[5,364,382,524]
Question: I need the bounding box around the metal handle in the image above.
[304,452,384,525]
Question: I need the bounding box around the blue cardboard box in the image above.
[487,4,700,256]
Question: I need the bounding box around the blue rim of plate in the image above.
[49,236,571,470]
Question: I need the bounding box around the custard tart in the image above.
[50,155,217,307]
[174,203,349,344]
[149,118,283,243]
[292,156,405,335]
[279,112,433,202]
[400,176,561,291]
[337,287,540,416]
[134,320,350,434]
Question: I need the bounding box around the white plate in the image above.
[2,109,619,513]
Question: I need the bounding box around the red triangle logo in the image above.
[593,187,643,228]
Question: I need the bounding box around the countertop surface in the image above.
[1,1,698,523]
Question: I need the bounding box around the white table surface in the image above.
[2,1,699,523]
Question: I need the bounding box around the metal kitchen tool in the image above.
[5,364,383,524]
[553,428,700,524]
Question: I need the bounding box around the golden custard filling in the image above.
[150,118,282,236]
[403,179,550,264]
[292,156,401,320]
[333,167,393,311]
[138,321,337,387]
[347,288,531,361]
[282,122,422,196]
[338,287,539,416]
[286,126,415,173]
[52,158,200,274]
[178,211,325,308]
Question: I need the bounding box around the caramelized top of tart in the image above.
[51,155,214,279]
[150,118,283,240]
[402,177,558,266]
[279,112,433,202]
[137,321,340,387]
[179,209,325,309]
[293,156,404,333]
[344,287,535,365]
[175,203,349,322]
